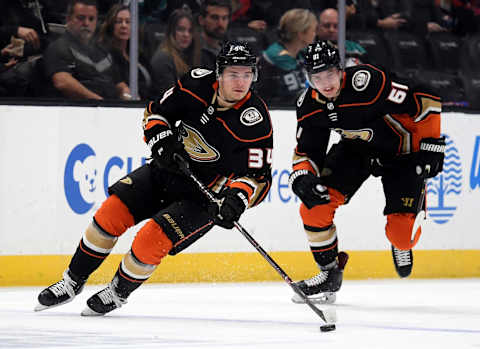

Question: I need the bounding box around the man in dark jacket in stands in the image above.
[43,0,130,100]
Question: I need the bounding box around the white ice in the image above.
[1,279,480,348]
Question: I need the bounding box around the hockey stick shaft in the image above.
[173,154,329,323]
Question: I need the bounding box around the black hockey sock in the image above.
[310,237,338,268]
[114,266,146,299]
[68,239,110,280]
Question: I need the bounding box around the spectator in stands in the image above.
[316,8,367,67]
[0,1,53,97]
[348,0,410,31]
[197,0,231,69]
[230,0,267,32]
[156,0,202,22]
[256,8,317,106]
[97,4,155,100]
[448,0,480,35]
[150,7,201,95]
[0,1,48,54]
[43,0,130,100]
[410,0,449,36]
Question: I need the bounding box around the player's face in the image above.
[309,67,342,99]
[175,17,193,50]
[67,3,98,43]
[113,9,131,42]
[218,66,254,102]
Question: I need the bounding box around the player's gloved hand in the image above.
[212,188,248,229]
[418,137,446,178]
[144,124,189,172]
[289,169,330,209]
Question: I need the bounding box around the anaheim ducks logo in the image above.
[334,128,373,142]
[180,123,220,162]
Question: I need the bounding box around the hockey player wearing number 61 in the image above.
[35,41,273,316]
[289,40,445,303]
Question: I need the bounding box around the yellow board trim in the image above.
[1,250,479,286]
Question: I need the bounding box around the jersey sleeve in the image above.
[293,90,330,176]
[381,71,442,150]
[226,96,273,208]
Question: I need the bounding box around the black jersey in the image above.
[293,64,441,175]
[146,68,273,208]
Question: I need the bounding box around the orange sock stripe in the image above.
[311,241,338,253]
[78,239,106,259]
[118,267,146,283]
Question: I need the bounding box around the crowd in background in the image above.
[1,0,480,107]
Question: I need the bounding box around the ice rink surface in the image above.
[1,279,479,349]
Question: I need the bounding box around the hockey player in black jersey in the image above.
[289,41,445,303]
[35,41,273,315]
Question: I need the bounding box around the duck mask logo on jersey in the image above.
[240,107,263,126]
[180,123,220,162]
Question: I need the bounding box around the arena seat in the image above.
[383,31,430,77]
[426,31,464,74]
[346,30,390,69]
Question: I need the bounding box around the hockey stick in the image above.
[173,153,335,325]
[411,164,431,243]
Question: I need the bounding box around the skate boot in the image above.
[292,251,349,304]
[81,279,127,316]
[391,245,413,278]
[35,269,86,311]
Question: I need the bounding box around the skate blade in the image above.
[291,292,337,304]
[34,303,49,312]
[81,306,105,317]
[34,297,74,312]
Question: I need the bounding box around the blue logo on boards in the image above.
[64,144,147,215]
[64,143,97,214]
[427,134,461,224]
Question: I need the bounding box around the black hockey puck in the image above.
[320,324,336,332]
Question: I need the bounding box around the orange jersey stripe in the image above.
[293,161,315,173]
[178,79,208,106]
[298,109,323,122]
[229,181,254,200]
[339,64,386,108]
[216,117,272,143]
[145,119,168,130]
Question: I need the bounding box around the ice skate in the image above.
[81,280,127,316]
[35,269,86,311]
[391,245,413,278]
[292,251,349,304]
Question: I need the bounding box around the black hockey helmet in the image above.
[216,40,258,81]
[304,40,342,74]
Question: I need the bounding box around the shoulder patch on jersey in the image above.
[240,107,263,126]
[297,89,308,107]
[191,68,213,79]
[352,70,371,91]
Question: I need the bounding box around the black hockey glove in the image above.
[212,188,248,229]
[144,124,189,172]
[289,170,330,209]
[417,137,446,178]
